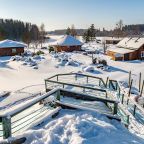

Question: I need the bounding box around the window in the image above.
[141,51,144,58]
[12,48,17,53]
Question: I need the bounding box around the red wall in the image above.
[0,47,24,56]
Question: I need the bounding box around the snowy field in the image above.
[0,35,144,143]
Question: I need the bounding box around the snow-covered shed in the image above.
[107,37,144,61]
[103,37,123,44]
[0,39,27,56]
[50,35,83,52]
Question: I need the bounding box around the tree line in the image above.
[0,19,46,48]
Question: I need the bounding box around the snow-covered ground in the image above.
[0,35,144,143]
[13,109,144,144]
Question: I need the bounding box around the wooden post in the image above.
[86,76,88,83]
[118,87,121,97]
[140,80,144,97]
[128,79,133,97]
[99,80,101,87]
[127,79,133,105]
[133,105,136,116]
[45,80,47,92]
[105,92,108,98]
[75,74,77,81]
[2,116,11,139]
[56,90,60,101]
[126,115,130,127]
[57,75,58,82]
[105,77,109,88]
[92,53,94,62]
[139,72,142,92]
[128,71,131,87]
[121,94,124,104]
[113,102,118,115]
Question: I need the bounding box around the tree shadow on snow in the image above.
[108,66,128,73]
[0,61,15,70]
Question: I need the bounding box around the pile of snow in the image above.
[83,66,95,72]
[10,54,45,69]
[15,109,144,144]
[51,52,81,67]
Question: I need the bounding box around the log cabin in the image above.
[0,39,27,56]
[107,37,144,61]
[50,35,83,52]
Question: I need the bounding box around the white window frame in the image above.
[12,48,17,53]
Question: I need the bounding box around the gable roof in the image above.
[117,37,144,50]
[108,46,135,54]
[0,39,27,48]
[51,35,83,46]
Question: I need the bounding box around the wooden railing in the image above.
[0,88,119,140]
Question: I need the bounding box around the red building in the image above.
[51,35,83,52]
[107,37,144,61]
[0,40,27,56]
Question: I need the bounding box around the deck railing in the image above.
[45,73,130,126]
[108,79,144,126]
[0,88,120,140]
[0,88,60,139]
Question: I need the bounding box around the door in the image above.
[124,53,129,61]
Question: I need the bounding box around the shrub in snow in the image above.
[29,61,37,67]
[82,52,88,55]
[41,47,47,49]
[50,51,56,55]
[92,58,97,64]
[33,55,41,60]
[35,50,45,55]
[83,66,95,72]
[99,59,107,66]
[33,66,38,69]
[49,46,54,53]
[22,62,28,65]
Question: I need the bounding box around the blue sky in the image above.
[0,0,144,30]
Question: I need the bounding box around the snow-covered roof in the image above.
[50,35,83,46]
[96,37,123,41]
[117,37,144,50]
[108,46,135,54]
[0,39,27,48]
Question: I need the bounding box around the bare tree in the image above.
[102,38,107,54]
[115,19,124,37]
[39,23,46,48]
[71,24,77,37]
[31,25,40,53]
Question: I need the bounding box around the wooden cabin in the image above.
[97,37,123,44]
[107,37,144,61]
[50,35,83,52]
[0,40,27,56]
